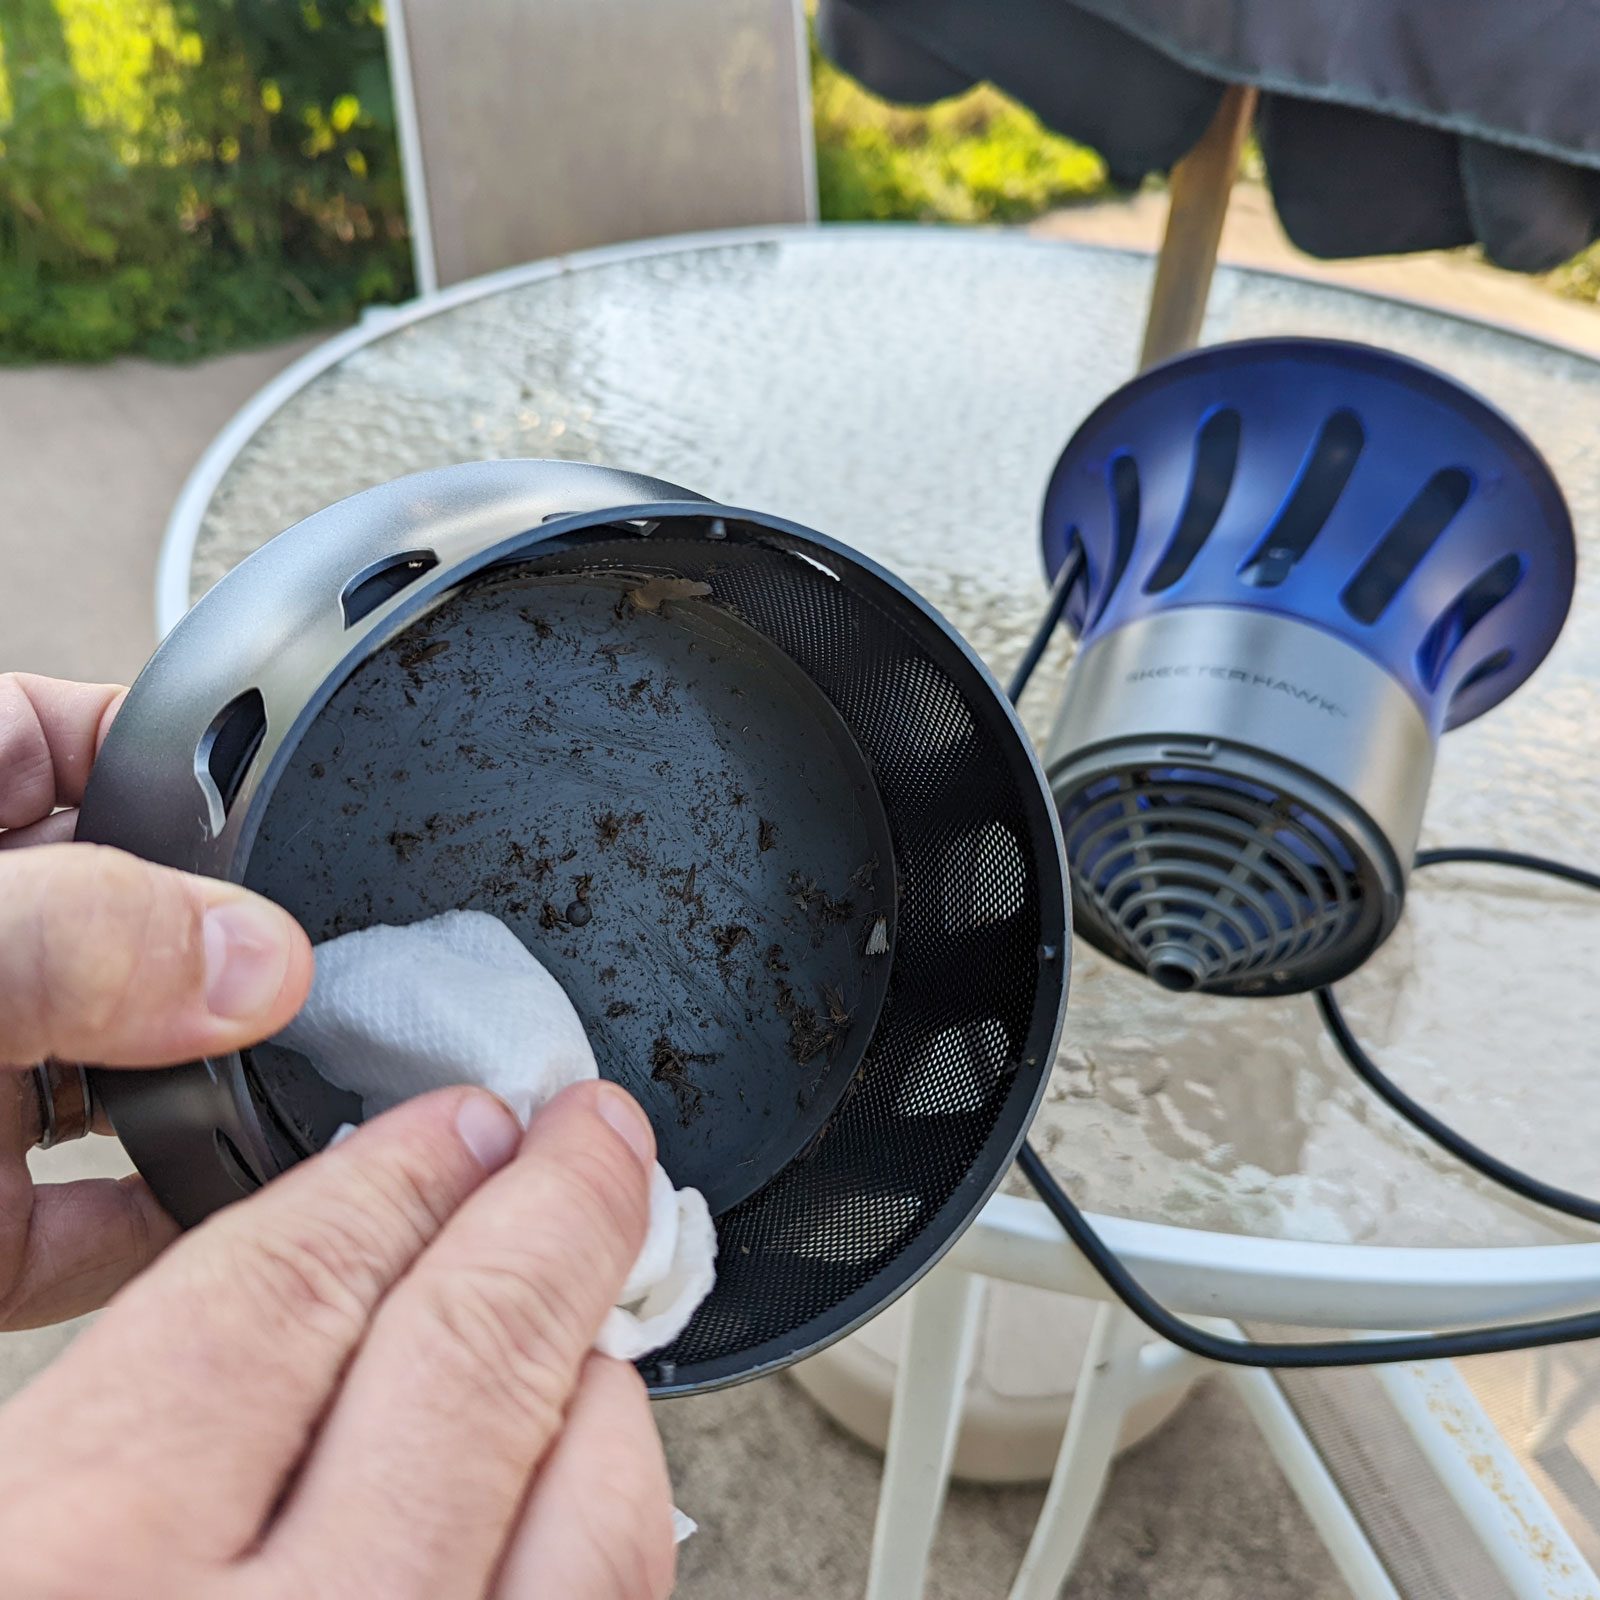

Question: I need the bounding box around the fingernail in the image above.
[457,1094,522,1171]
[595,1084,654,1167]
[203,899,294,1019]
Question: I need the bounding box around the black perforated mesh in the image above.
[518,520,1067,1391]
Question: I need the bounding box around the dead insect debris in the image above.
[775,980,846,1065]
[649,1035,719,1123]
[618,577,712,618]
[788,872,854,925]
[595,810,646,848]
[564,873,595,926]
[398,639,450,670]
[821,984,853,1028]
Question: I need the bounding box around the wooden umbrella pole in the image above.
[1138,83,1259,372]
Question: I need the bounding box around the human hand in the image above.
[0,1079,677,1599]
[0,671,314,1327]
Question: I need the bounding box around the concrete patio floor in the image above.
[0,333,323,682]
[7,189,1600,1596]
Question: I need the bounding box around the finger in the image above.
[0,843,312,1068]
[0,809,79,850]
[0,1060,177,1328]
[0,1175,178,1330]
[255,1083,655,1599]
[0,1088,523,1559]
[495,1356,676,1600]
[0,674,123,829]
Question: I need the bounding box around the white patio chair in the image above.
[384,0,816,295]
[867,1199,1600,1600]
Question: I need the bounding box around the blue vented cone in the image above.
[1041,338,1576,995]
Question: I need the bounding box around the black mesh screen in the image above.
[517,520,1067,1390]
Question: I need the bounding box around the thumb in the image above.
[0,843,312,1068]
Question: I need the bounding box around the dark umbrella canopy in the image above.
[817,0,1600,273]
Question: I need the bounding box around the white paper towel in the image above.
[276,910,718,1362]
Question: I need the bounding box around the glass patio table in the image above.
[162,225,1600,1598]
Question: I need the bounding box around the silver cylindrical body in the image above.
[1045,608,1432,995]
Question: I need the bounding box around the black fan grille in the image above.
[1061,765,1385,996]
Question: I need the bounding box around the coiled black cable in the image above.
[1005,577,1600,1366]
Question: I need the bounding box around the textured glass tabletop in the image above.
[194,227,1600,1251]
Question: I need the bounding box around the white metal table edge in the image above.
[958,1192,1600,1332]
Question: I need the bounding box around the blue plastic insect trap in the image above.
[1037,338,1577,998]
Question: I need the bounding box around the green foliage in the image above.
[3,3,1113,363]
[1544,242,1600,307]
[0,5,1113,363]
[0,0,411,362]
[5,7,1598,360]
[811,32,1110,224]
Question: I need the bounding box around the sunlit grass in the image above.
[1544,245,1600,308]
[811,35,1110,224]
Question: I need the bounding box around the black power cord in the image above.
[1318,847,1600,1227]
[1005,580,1600,1367]
[1014,1144,1600,1367]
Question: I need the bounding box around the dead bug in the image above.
[623,577,712,615]
[821,984,853,1029]
[399,639,450,669]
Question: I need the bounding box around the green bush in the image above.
[812,35,1110,224]
[1544,242,1600,308]
[0,5,1114,363]
[0,0,411,362]
[5,7,1598,362]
